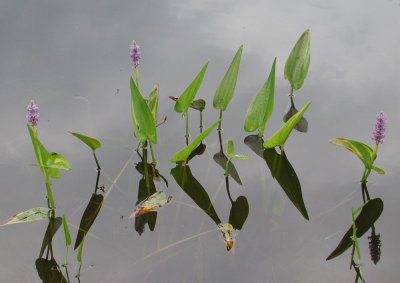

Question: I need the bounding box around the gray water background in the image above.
[1,0,400,282]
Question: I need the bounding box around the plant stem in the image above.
[289,87,294,97]
[225,176,233,203]
[199,111,203,133]
[93,151,101,194]
[45,178,55,212]
[143,142,150,195]
[185,110,189,146]
[149,142,157,172]
[134,67,140,91]
[217,110,223,131]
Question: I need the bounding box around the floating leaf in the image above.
[213,46,243,111]
[171,164,221,224]
[330,138,375,170]
[39,217,62,258]
[36,258,68,283]
[175,62,208,113]
[62,215,71,247]
[326,198,384,260]
[0,207,50,226]
[70,132,101,151]
[244,135,264,157]
[229,196,249,230]
[263,102,311,149]
[244,58,276,136]
[283,98,308,133]
[74,193,104,249]
[171,119,220,163]
[263,149,309,220]
[146,85,159,121]
[218,223,237,251]
[130,77,157,144]
[213,151,242,185]
[130,191,172,218]
[284,29,310,90]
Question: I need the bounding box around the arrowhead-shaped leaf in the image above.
[70,132,101,151]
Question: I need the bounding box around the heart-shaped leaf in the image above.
[213,46,243,111]
[229,196,249,230]
[263,102,311,149]
[284,29,310,90]
[175,62,208,113]
[244,58,276,136]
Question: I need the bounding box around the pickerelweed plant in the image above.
[327,111,387,282]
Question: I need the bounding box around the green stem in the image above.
[149,142,157,167]
[143,143,150,195]
[134,67,140,91]
[185,110,189,146]
[217,110,223,131]
[289,87,294,97]
[93,151,101,194]
[225,158,231,177]
[45,179,55,212]
[199,111,203,134]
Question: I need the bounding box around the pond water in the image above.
[1,1,400,282]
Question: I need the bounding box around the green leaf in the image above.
[372,165,385,174]
[35,258,68,283]
[146,85,159,121]
[130,77,157,144]
[39,217,62,258]
[46,152,70,171]
[213,45,243,111]
[227,140,234,156]
[326,198,384,260]
[263,149,309,220]
[175,62,208,113]
[263,101,311,149]
[62,215,71,247]
[77,238,84,263]
[0,207,50,226]
[171,119,220,163]
[284,29,310,90]
[213,151,243,185]
[283,99,308,133]
[232,154,249,160]
[70,132,101,151]
[229,196,249,230]
[329,138,375,169]
[244,58,276,136]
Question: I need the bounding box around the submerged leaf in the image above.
[171,119,220,163]
[175,62,208,113]
[36,258,68,283]
[187,142,207,161]
[244,58,276,136]
[130,77,157,143]
[263,101,311,149]
[284,29,310,90]
[326,198,384,260]
[213,46,243,111]
[229,196,249,230]
[39,217,62,258]
[70,132,101,151]
[130,191,172,218]
[74,193,104,249]
[213,151,243,185]
[171,164,221,224]
[0,207,50,226]
[244,135,264,158]
[263,149,309,220]
[330,138,375,170]
[283,99,308,133]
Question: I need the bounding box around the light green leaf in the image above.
[130,77,157,144]
[227,140,234,156]
[47,152,70,170]
[213,46,243,111]
[372,165,385,174]
[171,119,220,163]
[263,102,311,149]
[0,207,50,226]
[244,58,276,136]
[175,62,208,113]
[329,138,375,169]
[62,215,71,246]
[284,29,310,90]
[77,238,84,263]
[146,85,159,121]
[232,154,249,160]
[70,132,101,151]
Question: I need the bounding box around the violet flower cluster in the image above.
[27,100,39,127]
[372,112,387,145]
[129,40,141,69]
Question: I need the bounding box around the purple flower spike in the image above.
[129,40,141,69]
[27,100,39,127]
[372,111,387,144]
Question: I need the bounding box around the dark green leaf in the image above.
[244,58,276,136]
[213,151,242,185]
[39,217,62,258]
[171,119,220,163]
[35,258,68,283]
[135,162,169,187]
[130,77,157,144]
[171,164,221,224]
[74,193,104,249]
[330,138,375,169]
[263,149,309,220]
[284,29,310,90]
[264,102,311,149]
[283,99,308,133]
[229,196,249,230]
[175,62,208,113]
[326,198,384,260]
[0,207,50,226]
[169,97,206,112]
[70,132,101,151]
[213,46,243,111]
[187,143,206,161]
